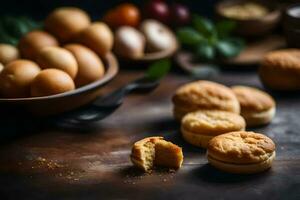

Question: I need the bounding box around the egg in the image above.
[64,44,105,87]
[18,30,59,60]
[0,60,40,98]
[0,44,20,64]
[45,7,91,42]
[77,22,113,57]
[31,69,75,97]
[36,46,78,79]
[0,63,4,73]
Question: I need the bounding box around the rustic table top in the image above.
[0,70,299,200]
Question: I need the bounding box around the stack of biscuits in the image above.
[130,48,300,174]
[171,80,277,174]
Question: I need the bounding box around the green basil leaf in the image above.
[193,15,215,37]
[0,25,18,45]
[146,59,171,80]
[19,16,42,30]
[0,16,28,38]
[216,38,245,58]
[177,27,204,45]
[196,41,215,61]
[216,20,236,38]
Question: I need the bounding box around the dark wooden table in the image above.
[0,70,299,200]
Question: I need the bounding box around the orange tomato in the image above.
[103,3,140,29]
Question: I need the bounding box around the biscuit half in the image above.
[130,137,183,172]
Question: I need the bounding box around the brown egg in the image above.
[45,7,91,42]
[64,44,105,87]
[77,22,113,57]
[0,60,40,98]
[0,44,20,64]
[36,46,78,79]
[18,30,59,60]
[31,69,75,97]
[0,63,4,73]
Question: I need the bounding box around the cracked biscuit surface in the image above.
[172,81,240,121]
[181,110,245,148]
[208,131,275,164]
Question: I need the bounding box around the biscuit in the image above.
[130,137,183,172]
[181,110,245,148]
[232,86,276,127]
[172,81,240,121]
[207,131,276,174]
[259,49,300,91]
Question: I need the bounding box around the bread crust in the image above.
[259,49,300,91]
[207,131,275,164]
[181,110,246,136]
[232,86,276,126]
[172,81,240,120]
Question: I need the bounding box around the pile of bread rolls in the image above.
[0,7,113,98]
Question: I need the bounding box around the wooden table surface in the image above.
[0,70,299,200]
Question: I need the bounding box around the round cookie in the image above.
[232,86,276,127]
[181,110,246,148]
[259,49,300,91]
[172,81,240,121]
[207,131,276,174]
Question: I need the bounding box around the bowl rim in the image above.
[0,52,119,102]
[215,0,281,22]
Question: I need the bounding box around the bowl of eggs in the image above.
[0,7,118,115]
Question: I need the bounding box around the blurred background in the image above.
[0,0,219,19]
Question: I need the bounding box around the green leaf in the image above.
[177,27,204,45]
[146,59,171,80]
[196,41,215,61]
[193,15,215,37]
[216,20,236,38]
[0,25,18,45]
[216,38,245,58]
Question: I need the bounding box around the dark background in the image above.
[0,0,219,20]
